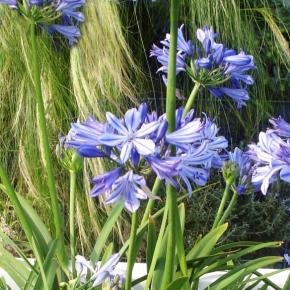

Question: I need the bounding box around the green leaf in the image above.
[146,215,157,273]
[33,239,59,290]
[90,200,124,263]
[100,243,114,267]
[175,203,188,279]
[0,229,37,274]
[17,193,51,249]
[209,256,283,290]
[193,241,282,279]
[186,223,228,261]
[283,273,290,290]
[165,276,188,290]
[0,244,30,289]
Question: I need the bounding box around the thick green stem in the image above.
[162,0,179,287]
[217,188,238,227]
[183,82,201,117]
[212,183,231,229]
[69,170,77,277]
[0,165,33,244]
[30,23,64,260]
[125,212,138,290]
[140,178,161,225]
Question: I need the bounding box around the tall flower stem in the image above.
[161,0,180,287]
[69,170,77,277]
[183,82,201,118]
[125,212,138,290]
[212,183,231,229]
[140,178,161,225]
[217,188,238,227]
[30,22,64,261]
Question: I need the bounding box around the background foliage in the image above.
[0,0,289,256]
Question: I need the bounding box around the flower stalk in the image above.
[162,0,180,287]
[125,212,138,290]
[183,82,201,117]
[69,169,77,277]
[30,21,64,261]
[212,183,231,229]
[217,187,238,227]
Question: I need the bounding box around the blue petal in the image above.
[106,112,128,135]
[77,146,105,158]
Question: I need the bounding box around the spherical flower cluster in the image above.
[74,254,124,288]
[0,0,85,44]
[248,116,290,195]
[66,103,228,212]
[150,25,256,108]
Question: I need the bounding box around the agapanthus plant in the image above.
[66,103,228,211]
[151,25,256,108]
[248,116,290,195]
[0,0,85,44]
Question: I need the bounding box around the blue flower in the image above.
[105,171,149,212]
[151,25,256,108]
[90,168,122,197]
[269,116,290,138]
[0,0,17,8]
[284,254,290,266]
[150,45,186,75]
[0,0,86,44]
[228,147,252,194]
[160,24,194,56]
[174,142,213,195]
[66,115,108,157]
[98,107,159,163]
[248,131,290,194]
[48,25,81,45]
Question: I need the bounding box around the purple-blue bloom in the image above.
[105,171,148,212]
[98,108,159,163]
[0,0,17,8]
[151,24,255,108]
[66,104,228,209]
[269,116,290,138]
[228,147,252,194]
[248,130,290,195]
[0,0,85,44]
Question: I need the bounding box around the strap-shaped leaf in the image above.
[186,223,228,261]
[0,244,30,289]
[209,256,283,290]
[165,276,188,290]
[146,215,157,273]
[90,200,124,263]
[32,239,59,290]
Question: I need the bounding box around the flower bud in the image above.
[222,161,239,185]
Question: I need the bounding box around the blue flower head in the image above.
[0,0,86,44]
[248,117,290,194]
[151,24,256,108]
[66,104,228,211]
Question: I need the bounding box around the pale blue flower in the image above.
[105,171,148,212]
[269,116,290,138]
[98,108,159,163]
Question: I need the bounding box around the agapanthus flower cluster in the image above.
[248,116,290,195]
[66,103,228,212]
[227,147,252,195]
[74,253,124,288]
[0,0,85,44]
[150,25,256,108]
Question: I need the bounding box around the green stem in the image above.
[140,178,161,225]
[69,170,77,277]
[183,82,201,117]
[162,0,179,287]
[212,183,231,229]
[0,165,33,244]
[217,188,238,227]
[125,212,138,290]
[30,23,64,261]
